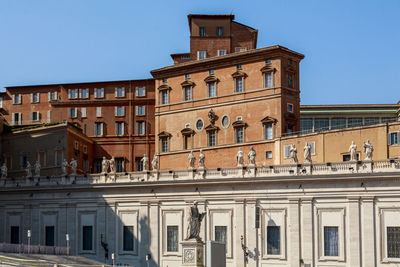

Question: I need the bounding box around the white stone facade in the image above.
[0,160,400,266]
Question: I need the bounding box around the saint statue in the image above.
[248,147,256,166]
[198,149,205,168]
[151,155,158,171]
[34,160,41,177]
[109,157,116,173]
[70,158,77,175]
[25,161,32,178]
[185,201,206,241]
[102,156,109,173]
[303,143,312,164]
[141,154,149,171]
[62,159,69,175]
[348,141,357,161]
[188,151,196,169]
[363,140,374,161]
[290,144,298,164]
[1,163,7,179]
[237,148,244,167]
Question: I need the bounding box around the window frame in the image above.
[264,72,274,88]
[136,121,146,135]
[12,94,22,105]
[94,122,104,137]
[197,50,207,60]
[115,87,125,98]
[31,92,40,103]
[183,86,192,101]
[208,130,217,147]
[135,86,146,97]
[94,88,104,98]
[115,122,125,136]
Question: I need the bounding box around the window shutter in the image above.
[75,108,78,118]
[122,107,125,116]
[115,107,117,116]
[68,89,72,99]
[94,89,97,98]
[397,132,400,145]
[122,87,125,97]
[81,108,86,118]
[78,89,82,98]
[143,106,146,115]
[122,123,124,135]
[11,113,15,125]
[100,123,103,136]
[30,93,33,103]
[18,113,22,125]
[115,88,118,97]
[55,91,58,99]
[48,92,51,101]
[47,110,51,123]
[135,106,138,114]
[388,133,392,145]
[101,88,104,98]
[30,112,33,121]
[135,87,138,96]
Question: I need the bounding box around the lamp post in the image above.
[27,230,31,254]
[66,234,70,256]
[111,252,115,266]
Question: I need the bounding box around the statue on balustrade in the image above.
[188,151,196,169]
[303,143,312,164]
[348,141,357,161]
[1,163,7,179]
[102,156,109,173]
[248,147,256,166]
[152,155,158,171]
[34,160,41,177]
[109,157,116,173]
[25,161,32,178]
[237,148,244,167]
[198,149,205,168]
[141,154,149,171]
[186,201,206,241]
[290,144,298,164]
[61,159,68,175]
[363,140,374,161]
[70,158,77,175]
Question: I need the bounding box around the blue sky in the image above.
[1,0,399,104]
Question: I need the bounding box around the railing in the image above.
[1,159,400,188]
[0,243,68,255]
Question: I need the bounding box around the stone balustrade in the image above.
[1,159,400,188]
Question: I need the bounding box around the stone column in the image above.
[139,202,150,267]
[245,200,257,267]
[288,198,300,267]
[234,199,245,267]
[361,197,376,267]
[149,201,160,267]
[348,197,361,267]
[300,197,313,266]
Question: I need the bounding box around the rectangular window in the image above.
[136,86,146,97]
[208,82,216,97]
[82,226,93,251]
[387,226,400,258]
[235,77,243,93]
[115,87,125,97]
[115,106,125,116]
[55,150,63,166]
[364,117,379,125]
[236,127,244,143]
[116,158,124,172]
[12,94,22,104]
[265,72,273,88]
[31,111,39,122]
[265,123,273,140]
[81,107,87,118]
[217,26,223,36]
[167,225,179,252]
[94,159,102,173]
[389,132,399,145]
[10,226,19,244]
[215,226,227,245]
[197,50,207,60]
[12,113,22,125]
[80,88,89,99]
[208,131,216,146]
[96,107,102,117]
[314,118,329,131]
[48,91,57,101]
[135,157,143,171]
[348,117,363,127]
[331,117,346,129]
[284,145,291,158]
[288,74,294,88]
[94,88,104,98]
[267,226,280,255]
[161,91,169,105]
[161,137,169,152]
[94,122,103,136]
[324,226,339,257]
[287,103,294,113]
[266,151,273,159]
[31,93,40,103]
[123,226,134,251]
[136,121,145,135]
[69,108,77,118]
[69,89,78,99]
[45,226,55,246]
[115,122,124,136]
[300,118,313,134]
[218,50,227,56]
[136,106,146,116]
[183,86,191,101]
[382,117,397,123]
[199,27,205,37]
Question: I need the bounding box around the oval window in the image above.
[221,115,230,128]
[196,119,204,131]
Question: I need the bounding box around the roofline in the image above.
[5,78,155,89]
[170,52,191,57]
[188,14,235,32]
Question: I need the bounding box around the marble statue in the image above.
[102,156,109,173]
[141,154,149,171]
[62,159,68,175]
[248,147,256,165]
[185,201,206,241]
[349,141,357,161]
[151,155,158,171]
[198,149,205,168]
[289,144,298,164]
[303,143,312,164]
[109,157,116,173]
[188,151,196,169]
[34,160,41,177]
[70,158,77,175]
[237,148,244,167]
[25,161,32,178]
[1,163,7,179]
[363,140,374,161]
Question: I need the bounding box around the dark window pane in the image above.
[82,226,93,251]
[314,118,329,131]
[215,226,227,244]
[348,118,363,127]
[10,226,19,244]
[123,226,134,251]
[167,226,178,252]
[324,226,338,256]
[300,118,313,134]
[331,117,346,129]
[364,117,379,125]
[387,227,400,258]
[45,226,55,246]
[267,226,280,255]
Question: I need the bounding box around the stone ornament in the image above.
[198,149,205,169]
[349,141,357,161]
[363,140,374,160]
[102,156,109,173]
[183,248,196,263]
[188,151,196,169]
[141,154,149,171]
[34,160,41,177]
[70,158,77,175]
[248,147,256,166]
[289,144,298,164]
[208,109,218,125]
[109,157,116,173]
[186,201,206,241]
[1,163,7,179]
[304,143,312,164]
[25,161,32,178]
[62,159,68,175]
[237,148,244,167]
[152,155,158,171]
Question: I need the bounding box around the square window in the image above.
[80,88,89,99]
[167,225,179,252]
[324,226,339,257]
[314,118,329,131]
[49,91,57,101]
[136,86,146,97]
[209,69,214,75]
[287,103,294,113]
[300,118,313,134]
[136,105,146,116]
[266,151,273,159]
[331,117,346,129]
[31,93,40,103]
[94,88,104,98]
[218,50,227,56]
[389,132,399,145]
[267,226,280,255]
[237,64,242,70]
[115,87,125,97]
[162,78,167,83]
[115,106,125,116]
[69,89,78,99]
[31,112,39,122]
[69,108,77,118]
[348,117,363,127]
[185,74,191,79]
[13,94,22,104]
[123,226,134,251]
[197,51,207,60]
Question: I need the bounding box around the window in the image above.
[197,50,207,60]
[136,121,145,135]
[300,118,313,134]
[288,74,294,88]
[115,106,125,116]
[31,93,40,103]
[235,127,244,143]
[94,159,102,173]
[136,106,146,116]
[217,27,223,36]
[199,27,205,37]
[215,226,227,245]
[12,113,22,125]
[387,227,400,258]
[45,226,55,246]
[68,89,78,99]
[348,117,363,127]
[135,157,143,171]
[161,90,169,105]
[94,122,103,136]
[221,116,230,128]
[81,107,87,118]
[208,130,216,146]
[123,226,134,251]
[136,86,146,97]
[94,88,104,98]
[382,117,397,123]
[364,117,379,125]
[287,103,294,113]
[12,94,22,104]
[284,145,291,158]
[0,97,2,108]
[38,151,46,167]
[265,123,273,140]
[10,226,19,244]
[167,226,179,252]
[209,69,214,75]
[82,226,93,251]
[163,78,167,83]
[80,88,89,99]
[115,122,124,136]
[266,151,273,159]
[161,137,169,152]
[218,50,227,56]
[184,86,192,101]
[264,72,273,88]
[267,226,280,255]
[266,59,272,64]
[331,117,346,129]
[314,118,329,131]
[48,91,57,101]
[30,111,39,122]
[96,107,102,117]
[83,159,89,172]
[116,158,124,172]
[208,82,216,97]
[55,150,63,166]
[389,132,399,145]
[324,226,339,257]
[235,77,243,93]
[115,87,125,97]
[185,74,191,79]
[69,108,77,118]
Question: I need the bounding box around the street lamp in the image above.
[111,252,115,266]
[27,230,31,254]
[66,234,70,256]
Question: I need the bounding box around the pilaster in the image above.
[288,198,300,267]
[348,197,361,267]
[234,199,245,267]
[361,197,376,267]
[245,200,257,267]
[301,197,313,267]
[149,201,160,267]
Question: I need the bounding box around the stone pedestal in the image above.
[181,239,204,266]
